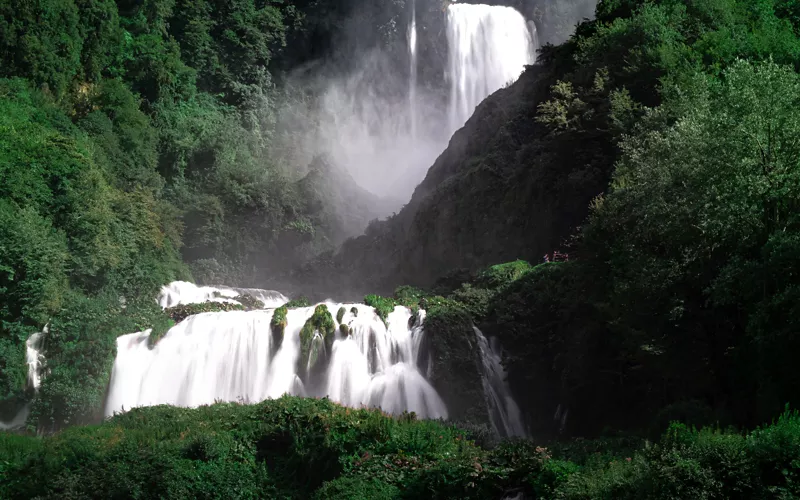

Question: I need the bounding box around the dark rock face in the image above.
[424,306,490,426]
[289,58,612,301]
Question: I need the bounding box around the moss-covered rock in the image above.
[336,306,346,323]
[350,306,358,317]
[211,291,264,310]
[340,323,350,337]
[164,301,246,324]
[159,303,241,337]
[145,315,176,349]
[271,305,288,352]
[232,293,264,310]
[298,305,336,377]
[151,301,246,348]
[423,297,490,427]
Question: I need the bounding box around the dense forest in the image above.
[2,0,800,498]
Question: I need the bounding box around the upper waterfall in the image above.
[446,3,536,134]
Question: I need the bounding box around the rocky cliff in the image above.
[286,45,615,299]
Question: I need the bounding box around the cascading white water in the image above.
[474,326,527,438]
[0,328,45,430]
[446,3,536,134]
[158,281,288,309]
[106,284,447,419]
[284,2,536,205]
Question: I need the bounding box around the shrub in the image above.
[364,295,397,326]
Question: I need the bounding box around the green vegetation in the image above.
[0,0,412,428]
[285,297,312,308]
[364,294,397,325]
[3,397,800,499]
[423,297,488,426]
[3,0,800,496]
[460,0,800,439]
[164,301,246,324]
[28,294,180,432]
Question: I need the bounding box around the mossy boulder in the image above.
[164,302,246,324]
[298,305,336,378]
[151,301,245,348]
[340,323,350,336]
[212,292,263,310]
[145,315,177,349]
[271,305,288,352]
[350,306,358,317]
[423,297,490,427]
[336,306,346,323]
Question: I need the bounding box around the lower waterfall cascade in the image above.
[106,283,448,419]
[102,282,527,436]
[475,327,527,437]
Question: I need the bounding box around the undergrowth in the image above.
[3,398,799,499]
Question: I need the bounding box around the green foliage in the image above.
[393,285,427,308]
[574,58,800,429]
[465,0,800,440]
[29,293,178,431]
[5,398,800,498]
[163,301,244,324]
[0,79,186,411]
[314,475,400,499]
[448,284,494,322]
[475,260,534,289]
[364,295,397,326]
[285,297,311,308]
[0,0,82,97]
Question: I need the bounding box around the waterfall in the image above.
[106,284,447,419]
[474,326,527,438]
[158,280,288,309]
[0,328,45,430]
[289,2,536,203]
[408,0,418,141]
[446,3,536,134]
